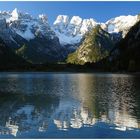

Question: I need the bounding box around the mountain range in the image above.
[0,8,139,71]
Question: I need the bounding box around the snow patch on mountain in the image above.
[56,32,82,45]
[15,23,35,41]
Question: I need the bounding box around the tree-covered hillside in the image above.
[67,26,115,65]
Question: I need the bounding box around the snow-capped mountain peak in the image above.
[38,14,48,23]
[54,15,70,25]
[53,15,99,45]
[80,18,97,34]
[70,16,82,25]
[53,14,139,45]
[106,15,138,37]
[10,8,19,21]
[0,8,57,41]
[0,9,139,46]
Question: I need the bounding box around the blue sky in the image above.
[0,2,140,24]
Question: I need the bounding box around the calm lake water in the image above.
[0,72,140,138]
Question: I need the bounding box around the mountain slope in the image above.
[108,20,140,71]
[0,9,64,64]
[67,26,115,65]
[0,37,27,66]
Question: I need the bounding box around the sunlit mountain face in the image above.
[0,73,139,138]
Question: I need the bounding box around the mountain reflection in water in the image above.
[0,73,139,138]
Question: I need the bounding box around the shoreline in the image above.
[0,71,139,75]
[0,64,139,74]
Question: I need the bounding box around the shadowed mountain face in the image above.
[0,38,27,66]
[106,20,140,72]
[15,36,64,64]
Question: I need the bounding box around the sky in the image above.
[0,1,140,24]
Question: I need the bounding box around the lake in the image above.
[0,72,140,138]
